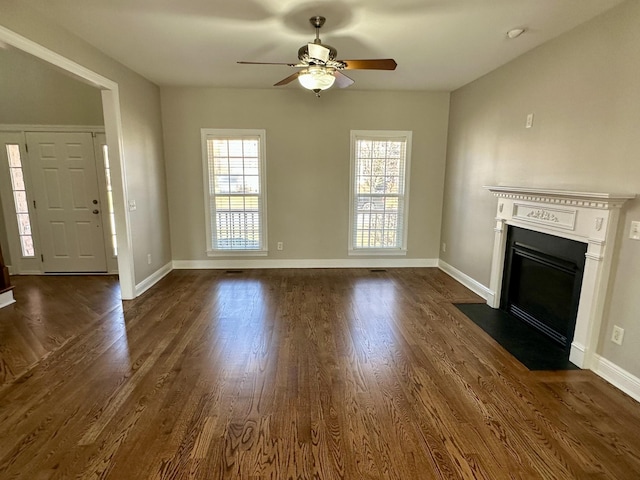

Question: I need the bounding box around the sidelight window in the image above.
[5,144,35,257]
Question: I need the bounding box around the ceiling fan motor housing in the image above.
[298,44,338,64]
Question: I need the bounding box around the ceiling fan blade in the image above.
[238,61,298,67]
[334,71,355,88]
[307,43,331,63]
[274,72,301,86]
[341,59,397,70]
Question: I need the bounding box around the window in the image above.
[5,144,35,257]
[201,129,267,255]
[349,131,412,254]
[102,144,117,257]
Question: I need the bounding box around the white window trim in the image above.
[201,128,268,257]
[348,130,412,256]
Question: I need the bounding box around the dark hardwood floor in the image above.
[0,269,639,479]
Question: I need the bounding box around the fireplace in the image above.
[485,186,634,369]
[501,227,586,349]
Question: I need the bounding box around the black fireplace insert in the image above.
[501,227,587,349]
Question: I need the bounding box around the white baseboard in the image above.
[438,260,494,301]
[592,354,640,403]
[172,258,438,270]
[134,262,173,297]
[0,289,16,309]
[569,342,585,368]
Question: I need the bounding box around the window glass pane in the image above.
[228,176,244,193]
[243,139,259,157]
[229,196,245,210]
[20,236,35,257]
[106,191,114,212]
[384,197,399,211]
[213,157,229,175]
[215,196,231,211]
[243,176,260,194]
[229,157,243,175]
[17,213,32,235]
[14,191,29,213]
[109,215,117,237]
[6,144,22,167]
[244,157,259,176]
[102,145,110,169]
[10,167,25,190]
[228,140,244,157]
[214,176,230,194]
[244,196,259,211]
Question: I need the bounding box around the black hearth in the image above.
[501,227,587,349]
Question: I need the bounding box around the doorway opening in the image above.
[0,25,135,298]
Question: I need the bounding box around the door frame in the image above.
[0,26,135,299]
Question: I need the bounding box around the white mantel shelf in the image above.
[484,185,636,370]
[485,186,635,209]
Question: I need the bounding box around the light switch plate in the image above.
[526,113,534,128]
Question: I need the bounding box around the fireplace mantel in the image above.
[484,186,635,369]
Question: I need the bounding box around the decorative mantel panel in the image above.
[485,186,635,369]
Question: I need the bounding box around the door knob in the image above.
[93,199,99,204]
[93,209,100,214]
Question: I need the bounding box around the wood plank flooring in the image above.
[0,268,639,479]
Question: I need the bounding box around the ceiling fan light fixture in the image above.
[298,66,336,91]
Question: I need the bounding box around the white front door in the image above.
[26,132,107,272]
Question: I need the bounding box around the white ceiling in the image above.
[22,0,624,91]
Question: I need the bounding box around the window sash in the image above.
[349,131,411,254]
[202,129,267,255]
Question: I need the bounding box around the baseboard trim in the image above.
[569,342,586,369]
[172,258,438,270]
[592,354,640,403]
[0,289,16,309]
[438,260,493,301]
[135,262,173,297]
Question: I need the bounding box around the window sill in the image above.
[207,250,268,257]
[348,249,407,256]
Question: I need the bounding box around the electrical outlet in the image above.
[611,325,624,345]
[277,242,284,251]
[630,221,640,240]
[147,253,152,265]
[442,242,447,253]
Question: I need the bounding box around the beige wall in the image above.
[0,47,104,125]
[442,0,640,376]
[0,0,171,285]
[161,88,450,262]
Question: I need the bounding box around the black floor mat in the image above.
[455,303,579,371]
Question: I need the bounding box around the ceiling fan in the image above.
[238,16,397,96]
